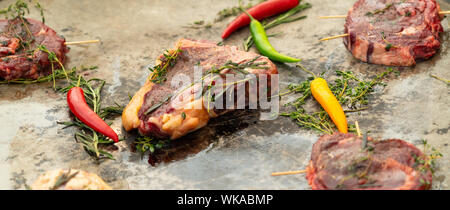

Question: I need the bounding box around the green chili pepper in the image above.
[243,10,301,63]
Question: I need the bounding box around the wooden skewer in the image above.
[65,39,100,45]
[319,33,349,41]
[271,170,307,176]
[355,121,362,137]
[320,11,450,19]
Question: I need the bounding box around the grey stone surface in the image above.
[0,0,448,190]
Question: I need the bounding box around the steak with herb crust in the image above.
[344,0,443,66]
[306,133,433,190]
[122,39,278,140]
[0,18,68,80]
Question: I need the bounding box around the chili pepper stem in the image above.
[241,7,256,22]
[76,75,82,87]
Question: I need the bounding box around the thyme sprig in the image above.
[415,139,443,175]
[134,136,169,155]
[243,3,311,51]
[380,31,397,51]
[149,49,182,84]
[0,0,46,25]
[281,67,393,134]
[35,45,69,88]
[365,3,393,16]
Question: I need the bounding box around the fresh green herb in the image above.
[0,0,31,20]
[184,21,212,29]
[194,20,205,25]
[50,170,79,190]
[35,45,69,88]
[58,69,123,161]
[144,94,172,115]
[405,11,411,17]
[181,112,187,120]
[0,68,75,85]
[243,3,311,51]
[0,0,46,32]
[281,67,393,134]
[184,0,268,29]
[385,43,392,51]
[134,136,168,155]
[34,1,45,23]
[365,3,393,16]
[149,49,182,84]
[100,103,125,119]
[414,139,443,175]
[381,32,396,51]
[215,0,267,23]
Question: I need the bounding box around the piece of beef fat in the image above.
[122,39,278,140]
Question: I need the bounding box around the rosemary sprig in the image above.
[0,68,75,85]
[50,170,79,190]
[281,68,393,134]
[58,69,123,161]
[243,3,311,51]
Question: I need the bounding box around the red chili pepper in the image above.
[67,87,119,143]
[221,0,299,39]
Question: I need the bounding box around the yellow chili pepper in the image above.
[298,64,348,133]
